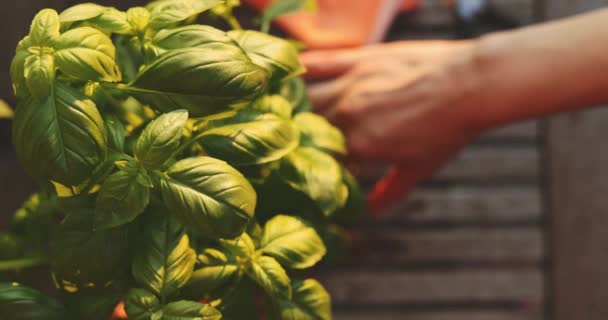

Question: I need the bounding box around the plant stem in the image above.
[0,257,47,271]
[224,14,243,30]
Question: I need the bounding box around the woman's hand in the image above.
[301,40,485,213]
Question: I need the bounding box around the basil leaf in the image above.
[53,27,121,82]
[0,100,14,119]
[132,211,196,300]
[148,0,224,30]
[52,205,130,286]
[186,233,254,294]
[294,112,346,154]
[279,77,311,114]
[125,288,160,320]
[23,54,54,100]
[160,301,222,320]
[0,283,67,320]
[95,160,151,229]
[12,82,107,186]
[260,215,326,269]
[29,9,60,46]
[10,37,32,97]
[104,114,126,151]
[198,109,299,166]
[160,157,257,239]
[89,8,133,35]
[127,7,151,34]
[259,0,316,33]
[274,279,331,320]
[251,95,292,119]
[134,109,188,169]
[187,248,239,294]
[59,3,108,22]
[278,147,344,216]
[127,46,269,117]
[148,25,232,56]
[246,255,291,299]
[229,30,304,82]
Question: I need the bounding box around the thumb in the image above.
[300,49,363,79]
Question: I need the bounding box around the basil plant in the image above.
[0,1,364,319]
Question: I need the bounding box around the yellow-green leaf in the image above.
[160,157,257,238]
[260,215,326,269]
[246,255,291,299]
[53,27,121,82]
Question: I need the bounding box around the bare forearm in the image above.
[468,8,608,130]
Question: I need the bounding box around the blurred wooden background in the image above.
[1,0,608,319]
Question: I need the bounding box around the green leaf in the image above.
[160,157,257,239]
[95,160,151,229]
[294,112,346,154]
[260,0,316,33]
[10,36,32,97]
[30,9,60,45]
[12,82,107,186]
[251,94,292,119]
[104,114,126,151]
[125,288,160,320]
[229,30,304,82]
[148,25,233,57]
[53,27,121,82]
[278,147,344,216]
[0,100,14,119]
[134,109,188,169]
[0,283,67,320]
[186,233,254,294]
[59,3,108,22]
[126,46,269,117]
[132,211,196,300]
[260,215,326,269]
[187,248,239,294]
[127,7,151,33]
[51,204,130,287]
[23,54,54,100]
[148,0,224,29]
[198,109,299,166]
[246,255,291,299]
[160,301,222,320]
[279,77,311,114]
[89,8,133,35]
[274,279,331,320]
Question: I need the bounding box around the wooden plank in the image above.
[346,228,543,266]
[355,146,539,183]
[542,2,608,320]
[377,186,542,224]
[334,311,544,320]
[319,270,543,304]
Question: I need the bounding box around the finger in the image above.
[300,49,364,79]
[307,77,354,114]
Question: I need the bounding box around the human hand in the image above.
[301,40,485,213]
[243,0,417,49]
